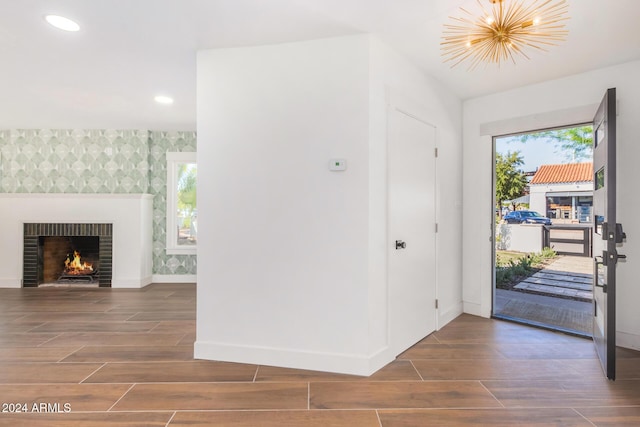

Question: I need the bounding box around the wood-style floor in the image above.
[0,284,639,426]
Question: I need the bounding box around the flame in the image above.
[64,251,93,275]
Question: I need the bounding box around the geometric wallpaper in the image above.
[0,128,197,276]
[0,129,149,193]
[148,130,197,276]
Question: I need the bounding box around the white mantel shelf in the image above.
[0,193,153,288]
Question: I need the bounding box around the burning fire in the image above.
[64,251,93,275]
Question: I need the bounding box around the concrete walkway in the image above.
[513,256,593,302]
[495,255,593,335]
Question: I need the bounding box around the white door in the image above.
[388,107,437,356]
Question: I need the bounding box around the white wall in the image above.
[0,194,153,288]
[368,38,463,335]
[496,223,543,253]
[462,60,640,350]
[528,185,547,217]
[196,35,463,375]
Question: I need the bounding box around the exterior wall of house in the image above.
[529,181,594,219]
[0,129,197,280]
[463,59,640,350]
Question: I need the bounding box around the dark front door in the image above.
[592,88,626,380]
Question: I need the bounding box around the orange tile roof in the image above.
[530,163,593,185]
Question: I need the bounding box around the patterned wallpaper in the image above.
[148,131,197,276]
[0,129,197,276]
[0,129,149,193]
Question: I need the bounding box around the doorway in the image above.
[492,124,594,335]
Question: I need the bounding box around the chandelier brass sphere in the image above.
[441,0,569,69]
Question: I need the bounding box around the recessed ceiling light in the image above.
[45,15,80,32]
[154,95,174,105]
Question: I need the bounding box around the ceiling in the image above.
[1,0,639,131]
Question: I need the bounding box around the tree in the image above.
[495,151,528,215]
[177,163,197,221]
[513,126,593,162]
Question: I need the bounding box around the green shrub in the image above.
[495,247,556,288]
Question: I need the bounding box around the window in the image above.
[166,152,197,254]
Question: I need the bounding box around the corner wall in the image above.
[196,35,373,374]
[462,60,640,350]
[196,34,463,375]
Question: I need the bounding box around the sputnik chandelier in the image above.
[441,0,569,69]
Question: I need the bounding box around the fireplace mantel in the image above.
[0,194,153,288]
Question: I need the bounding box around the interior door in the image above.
[388,107,437,356]
[592,87,625,380]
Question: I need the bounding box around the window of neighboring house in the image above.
[166,152,197,254]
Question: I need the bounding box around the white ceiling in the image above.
[1,0,639,131]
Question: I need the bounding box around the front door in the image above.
[387,107,437,356]
[592,87,626,380]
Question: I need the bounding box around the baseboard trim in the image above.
[111,276,153,288]
[462,301,483,317]
[151,274,197,284]
[617,330,640,351]
[194,340,393,376]
[0,279,21,288]
[438,302,463,329]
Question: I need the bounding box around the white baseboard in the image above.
[438,301,463,329]
[151,274,197,284]
[617,330,640,351]
[111,276,153,288]
[0,278,21,288]
[194,340,393,376]
[463,301,484,317]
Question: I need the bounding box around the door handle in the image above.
[603,250,627,265]
[395,240,406,250]
[594,255,607,292]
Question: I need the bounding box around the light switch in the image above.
[329,159,347,171]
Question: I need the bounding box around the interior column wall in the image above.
[196,35,374,374]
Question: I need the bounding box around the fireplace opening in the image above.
[40,236,100,285]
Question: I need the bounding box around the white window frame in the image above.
[166,151,197,255]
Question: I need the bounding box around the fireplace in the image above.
[23,223,112,287]
[42,236,99,284]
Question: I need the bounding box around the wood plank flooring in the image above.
[0,284,639,426]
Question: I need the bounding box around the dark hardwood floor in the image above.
[0,284,639,426]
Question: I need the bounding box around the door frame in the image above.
[490,122,595,330]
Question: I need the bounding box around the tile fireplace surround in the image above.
[0,194,152,288]
[23,223,113,287]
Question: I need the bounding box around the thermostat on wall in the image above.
[329,159,347,171]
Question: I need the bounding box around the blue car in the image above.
[503,210,552,225]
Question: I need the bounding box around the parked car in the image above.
[503,210,552,225]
